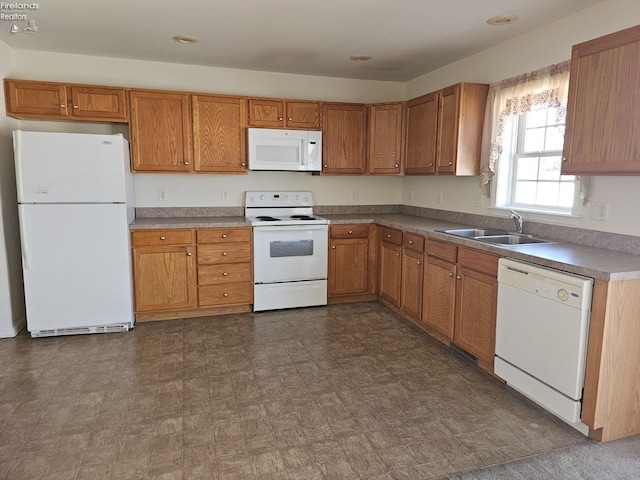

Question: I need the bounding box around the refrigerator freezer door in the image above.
[15,131,129,204]
[19,203,134,334]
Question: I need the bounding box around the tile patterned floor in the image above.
[0,302,588,480]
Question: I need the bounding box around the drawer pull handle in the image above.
[223,293,229,297]
[223,272,228,276]
[160,236,166,241]
[222,252,228,256]
[222,234,227,238]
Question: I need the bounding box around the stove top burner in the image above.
[290,215,316,220]
[256,216,281,221]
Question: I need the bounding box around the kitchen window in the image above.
[480,61,586,216]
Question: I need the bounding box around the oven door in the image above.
[253,225,328,283]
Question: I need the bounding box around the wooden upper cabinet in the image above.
[405,82,488,176]
[193,94,248,173]
[437,83,488,175]
[322,102,367,174]
[70,86,127,121]
[286,101,320,129]
[368,102,405,175]
[248,98,320,129]
[562,25,640,175]
[4,79,127,122]
[129,90,193,172]
[405,92,438,175]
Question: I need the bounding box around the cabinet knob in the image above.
[396,253,400,257]
[288,117,293,121]
[324,164,328,168]
[184,161,190,165]
[222,234,227,238]
[187,252,192,256]
[448,272,454,277]
[409,240,414,244]
[278,116,283,121]
[223,272,228,276]
[332,245,336,249]
[59,104,66,108]
[241,163,246,166]
[394,164,399,168]
[160,236,166,240]
[387,234,391,238]
[417,261,421,265]
[456,275,462,280]
[448,161,453,166]
[348,230,353,234]
[223,293,229,297]
[429,163,433,167]
[561,156,567,162]
[222,252,228,256]
[73,105,79,109]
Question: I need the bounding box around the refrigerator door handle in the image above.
[18,206,30,269]
[14,131,25,203]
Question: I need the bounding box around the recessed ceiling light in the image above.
[172,35,198,44]
[487,14,519,26]
[350,54,372,62]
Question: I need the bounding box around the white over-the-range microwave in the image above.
[247,128,322,172]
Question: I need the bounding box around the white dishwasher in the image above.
[495,258,593,435]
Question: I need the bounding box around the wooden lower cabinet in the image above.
[378,228,403,307]
[328,224,374,297]
[423,255,456,339]
[131,227,253,320]
[131,230,196,313]
[400,233,425,320]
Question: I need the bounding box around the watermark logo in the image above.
[1,2,39,34]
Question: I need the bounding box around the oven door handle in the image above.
[253,225,328,232]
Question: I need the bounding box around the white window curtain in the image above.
[479,61,590,204]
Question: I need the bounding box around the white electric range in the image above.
[245,191,329,312]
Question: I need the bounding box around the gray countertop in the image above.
[130,213,640,281]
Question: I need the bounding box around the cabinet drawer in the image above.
[197,227,251,243]
[403,233,424,252]
[131,229,193,246]
[197,243,252,264]
[379,227,403,245]
[199,282,253,307]
[457,247,499,276]
[198,263,252,285]
[425,238,457,263]
[330,224,369,239]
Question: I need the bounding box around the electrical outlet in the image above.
[436,191,443,203]
[473,193,483,207]
[158,187,167,201]
[221,189,230,201]
[590,201,609,221]
[350,188,358,200]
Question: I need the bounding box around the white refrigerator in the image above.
[14,130,135,338]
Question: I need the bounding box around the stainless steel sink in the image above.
[439,228,551,246]
[473,234,549,245]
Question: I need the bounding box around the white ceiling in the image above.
[1,0,607,82]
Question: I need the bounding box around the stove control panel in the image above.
[245,191,313,207]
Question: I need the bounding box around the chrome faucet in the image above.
[510,210,523,234]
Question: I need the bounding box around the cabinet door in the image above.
[248,99,284,127]
[132,245,195,312]
[286,101,320,129]
[436,85,460,174]
[329,238,369,296]
[562,25,640,174]
[70,86,127,122]
[129,90,193,172]
[322,103,367,174]
[405,92,438,174]
[193,95,248,173]
[368,103,405,175]
[5,80,69,118]
[379,241,402,307]
[423,256,456,339]
[400,248,423,320]
[454,265,498,368]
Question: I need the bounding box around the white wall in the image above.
[0,41,25,337]
[403,0,640,236]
